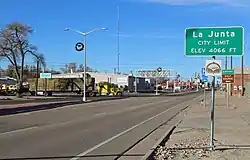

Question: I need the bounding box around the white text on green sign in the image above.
[222,70,234,75]
[185,27,244,56]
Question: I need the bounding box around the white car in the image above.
[173,86,181,93]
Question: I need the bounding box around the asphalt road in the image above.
[0,92,202,160]
[0,90,196,106]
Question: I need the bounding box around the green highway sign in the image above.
[222,69,234,75]
[222,69,235,83]
[185,26,244,56]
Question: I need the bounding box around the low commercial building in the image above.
[51,72,150,92]
[0,77,17,85]
[231,67,250,96]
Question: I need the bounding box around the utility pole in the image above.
[225,56,228,98]
[225,56,228,69]
[230,56,233,69]
[230,56,233,96]
[44,66,47,97]
[35,61,39,96]
[195,72,198,91]
[117,6,120,74]
[65,27,107,102]
[241,55,244,96]
[210,56,216,150]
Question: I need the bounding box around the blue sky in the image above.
[0,0,249,78]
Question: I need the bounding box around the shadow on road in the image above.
[0,96,130,116]
[0,91,201,116]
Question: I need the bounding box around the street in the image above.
[0,92,202,160]
[0,91,194,116]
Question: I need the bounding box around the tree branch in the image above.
[5,54,15,66]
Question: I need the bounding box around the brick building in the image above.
[231,67,250,96]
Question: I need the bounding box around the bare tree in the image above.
[78,64,94,72]
[68,62,77,73]
[0,22,38,96]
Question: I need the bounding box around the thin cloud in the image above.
[109,34,134,38]
[143,35,179,39]
[110,33,180,39]
[146,0,250,8]
[119,34,134,38]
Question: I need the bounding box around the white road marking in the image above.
[0,99,169,137]
[0,126,38,136]
[110,99,169,115]
[94,112,107,117]
[69,96,202,160]
[21,112,31,115]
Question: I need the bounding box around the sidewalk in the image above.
[154,91,250,160]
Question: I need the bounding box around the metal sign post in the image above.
[40,72,51,97]
[75,41,86,102]
[196,80,199,91]
[204,86,206,107]
[222,69,235,107]
[185,26,244,152]
[205,58,222,150]
[211,74,215,150]
[227,83,229,107]
[155,78,158,95]
[155,67,162,95]
[202,68,208,107]
[135,76,137,93]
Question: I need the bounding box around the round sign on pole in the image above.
[75,42,84,51]
[157,67,162,72]
[205,60,222,76]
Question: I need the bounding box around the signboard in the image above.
[200,68,208,82]
[201,68,206,76]
[137,69,170,78]
[202,75,208,82]
[117,77,128,83]
[222,75,234,83]
[157,67,162,72]
[222,69,234,83]
[40,73,52,79]
[205,60,222,76]
[222,69,234,75]
[185,26,244,56]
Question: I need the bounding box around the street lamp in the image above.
[65,27,107,102]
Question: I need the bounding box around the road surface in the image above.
[0,92,202,160]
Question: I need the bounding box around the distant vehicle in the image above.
[97,82,123,96]
[173,86,181,93]
[27,76,123,97]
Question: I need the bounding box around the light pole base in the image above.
[82,97,87,102]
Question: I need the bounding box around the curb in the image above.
[140,120,182,160]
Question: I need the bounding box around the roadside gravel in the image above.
[153,92,250,160]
